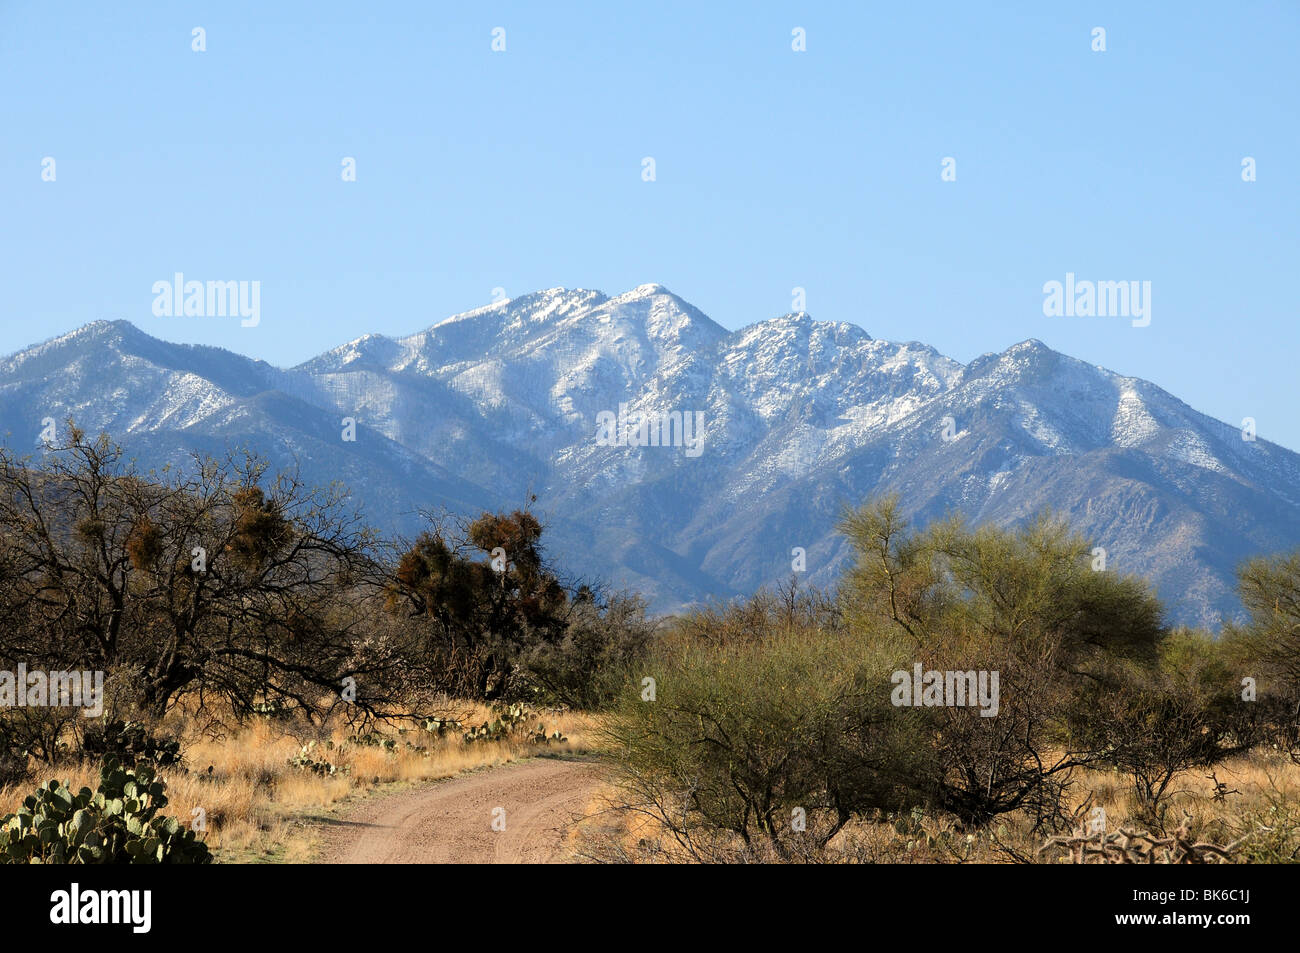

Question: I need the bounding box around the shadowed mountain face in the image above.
[2,284,1297,627]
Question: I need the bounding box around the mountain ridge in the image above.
[2,285,1295,628]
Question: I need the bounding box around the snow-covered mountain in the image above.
[3,283,1297,627]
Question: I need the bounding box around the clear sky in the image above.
[2,2,1297,447]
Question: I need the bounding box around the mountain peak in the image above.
[58,318,139,345]
[617,282,671,299]
[2,319,146,372]
[604,283,697,313]
[961,337,1064,381]
[4,291,1296,631]
[602,284,730,350]
[1006,338,1057,358]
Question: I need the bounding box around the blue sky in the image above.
[2,1,1298,447]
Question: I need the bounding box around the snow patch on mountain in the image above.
[4,285,1300,629]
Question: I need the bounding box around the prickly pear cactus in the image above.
[463,702,567,745]
[81,720,182,770]
[286,741,346,776]
[0,758,210,864]
[423,716,463,736]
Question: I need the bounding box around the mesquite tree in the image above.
[0,426,393,719]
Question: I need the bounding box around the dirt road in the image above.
[319,757,602,864]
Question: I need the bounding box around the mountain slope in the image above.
[0,320,493,532]
[1,289,1296,627]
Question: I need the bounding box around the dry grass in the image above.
[15,707,1297,864]
[0,701,600,864]
[571,748,1300,863]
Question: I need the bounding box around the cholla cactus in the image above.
[1038,818,1248,864]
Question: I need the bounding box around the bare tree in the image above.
[0,425,398,721]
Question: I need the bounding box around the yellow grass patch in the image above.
[570,748,1300,863]
[0,703,601,864]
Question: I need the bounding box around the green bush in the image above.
[0,758,210,864]
[838,498,1168,828]
[605,499,1187,861]
[1068,630,1240,828]
[604,595,925,861]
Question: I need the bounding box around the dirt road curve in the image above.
[319,757,602,864]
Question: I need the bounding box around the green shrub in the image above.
[604,598,925,861]
[838,497,1168,828]
[605,499,1185,861]
[1068,630,1240,828]
[0,758,210,864]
